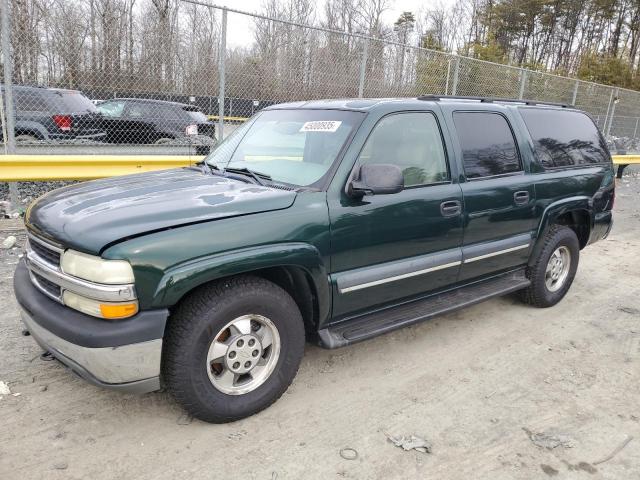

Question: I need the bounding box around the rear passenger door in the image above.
[446,107,536,282]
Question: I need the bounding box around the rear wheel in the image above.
[15,134,38,143]
[520,225,580,308]
[154,137,173,145]
[162,276,305,423]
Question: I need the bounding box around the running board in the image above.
[318,269,530,349]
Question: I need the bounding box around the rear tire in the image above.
[15,134,38,143]
[162,275,305,423]
[519,225,580,308]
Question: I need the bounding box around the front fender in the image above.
[152,242,330,320]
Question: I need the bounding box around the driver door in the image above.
[328,111,464,320]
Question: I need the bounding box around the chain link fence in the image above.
[1,0,640,159]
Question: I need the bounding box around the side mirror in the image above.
[348,164,404,197]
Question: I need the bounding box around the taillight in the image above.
[52,114,72,132]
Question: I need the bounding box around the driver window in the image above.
[358,112,449,187]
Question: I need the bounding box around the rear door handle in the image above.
[514,191,530,205]
[440,200,462,217]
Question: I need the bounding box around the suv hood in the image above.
[26,168,297,254]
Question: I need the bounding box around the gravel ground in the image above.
[0,170,639,479]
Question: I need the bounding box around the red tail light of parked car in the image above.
[52,114,72,132]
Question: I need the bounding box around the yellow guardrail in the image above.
[0,155,205,181]
[0,153,637,182]
[207,115,248,122]
[612,154,640,164]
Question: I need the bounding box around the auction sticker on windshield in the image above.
[299,121,342,133]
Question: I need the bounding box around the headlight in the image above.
[63,291,138,320]
[61,249,134,284]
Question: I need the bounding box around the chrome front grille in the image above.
[28,239,61,267]
[31,271,62,299]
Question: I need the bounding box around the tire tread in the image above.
[162,275,304,423]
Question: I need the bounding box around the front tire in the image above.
[520,225,580,308]
[162,276,305,423]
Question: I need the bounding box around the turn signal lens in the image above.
[100,303,138,319]
[63,291,138,320]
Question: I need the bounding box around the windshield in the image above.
[205,109,363,187]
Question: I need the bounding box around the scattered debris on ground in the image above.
[0,381,11,396]
[1,235,16,249]
[386,434,432,454]
[339,448,358,460]
[592,435,634,465]
[523,427,575,450]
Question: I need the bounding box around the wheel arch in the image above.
[14,120,48,140]
[153,243,330,335]
[529,197,592,265]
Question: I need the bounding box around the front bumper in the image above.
[14,260,168,393]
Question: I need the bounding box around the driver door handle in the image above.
[440,200,462,217]
[514,191,530,205]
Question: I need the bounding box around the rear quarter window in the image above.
[519,108,609,168]
[453,111,521,179]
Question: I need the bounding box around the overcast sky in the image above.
[212,0,446,47]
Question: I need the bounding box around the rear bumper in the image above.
[14,260,168,393]
[589,210,613,244]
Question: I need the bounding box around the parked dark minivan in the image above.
[0,85,104,142]
[96,98,216,144]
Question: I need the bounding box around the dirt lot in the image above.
[1,172,639,480]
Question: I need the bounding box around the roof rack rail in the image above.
[417,95,572,108]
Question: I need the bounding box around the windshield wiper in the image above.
[198,161,221,177]
[224,167,272,186]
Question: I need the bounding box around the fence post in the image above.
[518,69,527,99]
[451,57,460,96]
[444,59,451,95]
[634,117,639,140]
[571,80,579,105]
[357,38,369,99]
[606,88,619,137]
[1,0,18,212]
[217,7,227,141]
[603,89,614,133]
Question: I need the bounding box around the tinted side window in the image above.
[453,112,521,179]
[126,102,157,118]
[14,91,50,112]
[519,109,608,168]
[358,112,449,186]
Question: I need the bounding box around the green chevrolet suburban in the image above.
[15,96,615,423]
